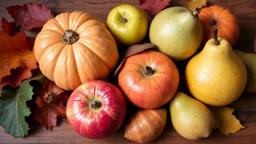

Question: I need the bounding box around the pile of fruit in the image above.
[0,0,255,143]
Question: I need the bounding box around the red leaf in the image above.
[1,18,17,36]
[6,2,54,30]
[139,0,171,17]
[33,80,69,130]
[0,31,37,92]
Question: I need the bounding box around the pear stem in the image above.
[192,7,201,16]
[212,29,220,45]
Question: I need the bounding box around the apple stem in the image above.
[192,7,201,17]
[91,100,102,109]
[212,29,220,45]
[62,29,79,44]
[210,20,217,26]
[144,66,155,76]
[120,17,128,23]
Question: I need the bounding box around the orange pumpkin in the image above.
[34,11,119,90]
[199,5,239,46]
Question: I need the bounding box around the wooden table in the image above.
[0,0,255,143]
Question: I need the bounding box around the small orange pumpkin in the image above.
[199,5,239,46]
[34,11,119,90]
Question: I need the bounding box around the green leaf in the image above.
[0,74,45,137]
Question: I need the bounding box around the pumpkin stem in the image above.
[144,66,155,76]
[192,7,201,17]
[210,20,217,25]
[62,29,79,44]
[212,29,220,45]
[91,100,102,109]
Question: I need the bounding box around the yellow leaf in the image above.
[210,106,245,135]
[185,0,207,11]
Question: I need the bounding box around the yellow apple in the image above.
[106,4,148,46]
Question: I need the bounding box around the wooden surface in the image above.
[0,0,256,143]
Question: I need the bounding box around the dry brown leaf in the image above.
[210,106,245,135]
[185,0,207,11]
[114,43,156,76]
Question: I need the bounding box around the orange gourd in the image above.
[199,5,239,46]
[34,11,119,90]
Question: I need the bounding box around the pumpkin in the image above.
[199,5,239,46]
[34,11,119,90]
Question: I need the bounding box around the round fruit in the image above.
[118,50,179,109]
[149,6,203,61]
[66,80,126,139]
[199,5,240,46]
[34,11,119,90]
[106,4,148,46]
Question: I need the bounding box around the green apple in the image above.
[106,4,148,46]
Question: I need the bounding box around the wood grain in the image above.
[0,0,256,143]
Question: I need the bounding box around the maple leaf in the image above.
[139,0,171,17]
[0,74,45,138]
[33,80,70,131]
[6,2,54,30]
[1,18,17,36]
[0,31,37,92]
[210,106,245,135]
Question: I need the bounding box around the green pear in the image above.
[169,92,215,140]
[149,6,202,61]
[234,50,256,93]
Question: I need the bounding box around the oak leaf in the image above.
[6,2,54,30]
[0,31,37,92]
[139,0,171,17]
[210,106,245,135]
[33,80,69,130]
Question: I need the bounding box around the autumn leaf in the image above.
[6,2,54,30]
[1,18,17,36]
[139,0,171,17]
[0,31,37,92]
[0,74,45,138]
[184,0,207,11]
[210,106,245,135]
[33,80,69,130]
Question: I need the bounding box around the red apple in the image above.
[66,80,126,139]
[118,50,179,109]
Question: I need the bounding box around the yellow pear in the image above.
[234,50,256,93]
[169,92,214,140]
[185,29,247,106]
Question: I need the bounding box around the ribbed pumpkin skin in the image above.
[34,11,119,90]
[199,6,239,46]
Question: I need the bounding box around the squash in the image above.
[34,11,119,90]
[199,5,239,46]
